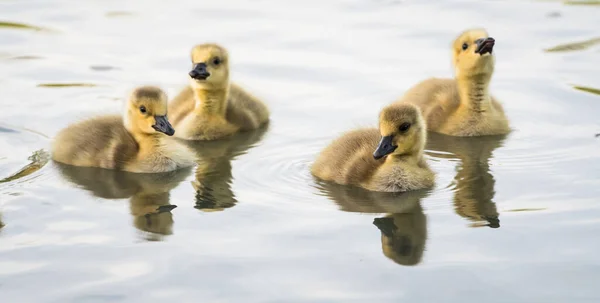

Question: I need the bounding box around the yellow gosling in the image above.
[397,28,510,136]
[311,103,435,192]
[52,86,195,173]
[169,43,269,140]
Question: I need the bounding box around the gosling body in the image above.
[52,86,195,173]
[398,28,510,136]
[169,43,269,140]
[311,104,435,192]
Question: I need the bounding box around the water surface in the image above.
[1,0,600,302]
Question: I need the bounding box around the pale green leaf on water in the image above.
[572,85,600,96]
[536,0,600,5]
[506,208,547,212]
[0,21,47,31]
[37,83,98,88]
[545,37,600,52]
[105,11,134,17]
[0,149,50,184]
[563,0,600,5]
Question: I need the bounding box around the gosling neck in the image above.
[123,115,159,149]
[385,151,423,165]
[456,73,492,113]
[191,81,229,117]
[130,131,164,154]
[385,135,426,165]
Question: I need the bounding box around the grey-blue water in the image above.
[1,0,600,302]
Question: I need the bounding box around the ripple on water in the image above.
[182,127,270,212]
[54,163,193,241]
[235,137,328,204]
[489,143,598,172]
[422,133,508,227]
[0,149,50,185]
[427,130,599,174]
[240,134,457,207]
[0,124,51,189]
[424,128,600,227]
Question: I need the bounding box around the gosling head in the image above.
[452,28,495,79]
[125,86,175,136]
[188,43,229,89]
[373,104,426,160]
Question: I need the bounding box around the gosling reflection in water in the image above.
[426,132,507,228]
[55,163,192,241]
[182,125,268,212]
[318,182,430,266]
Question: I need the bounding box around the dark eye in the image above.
[462,43,468,51]
[212,57,221,66]
[399,122,411,132]
[139,106,147,114]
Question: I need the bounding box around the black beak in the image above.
[373,135,397,160]
[189,63,210,80]
[475,37,495,55]
[152,115,175,136]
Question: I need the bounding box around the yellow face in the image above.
[189,43,229,88]
[373,104,425,160]
[452,29,495,78]
[126,86,174,136]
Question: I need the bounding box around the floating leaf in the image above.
[506,208,546,212]
[572,85,600,96]
[563,0,600,5]
[0,149,50,184]
[545,37,600,52]
[105,11,134,17]
[0,21,47,31]
[37,83,97,88]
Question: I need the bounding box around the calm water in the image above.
[1,0,600,302]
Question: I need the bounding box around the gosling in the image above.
[397,28,510,136]
[311,103,435,192]
[168,43,270,140]
[52,86,195,173]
